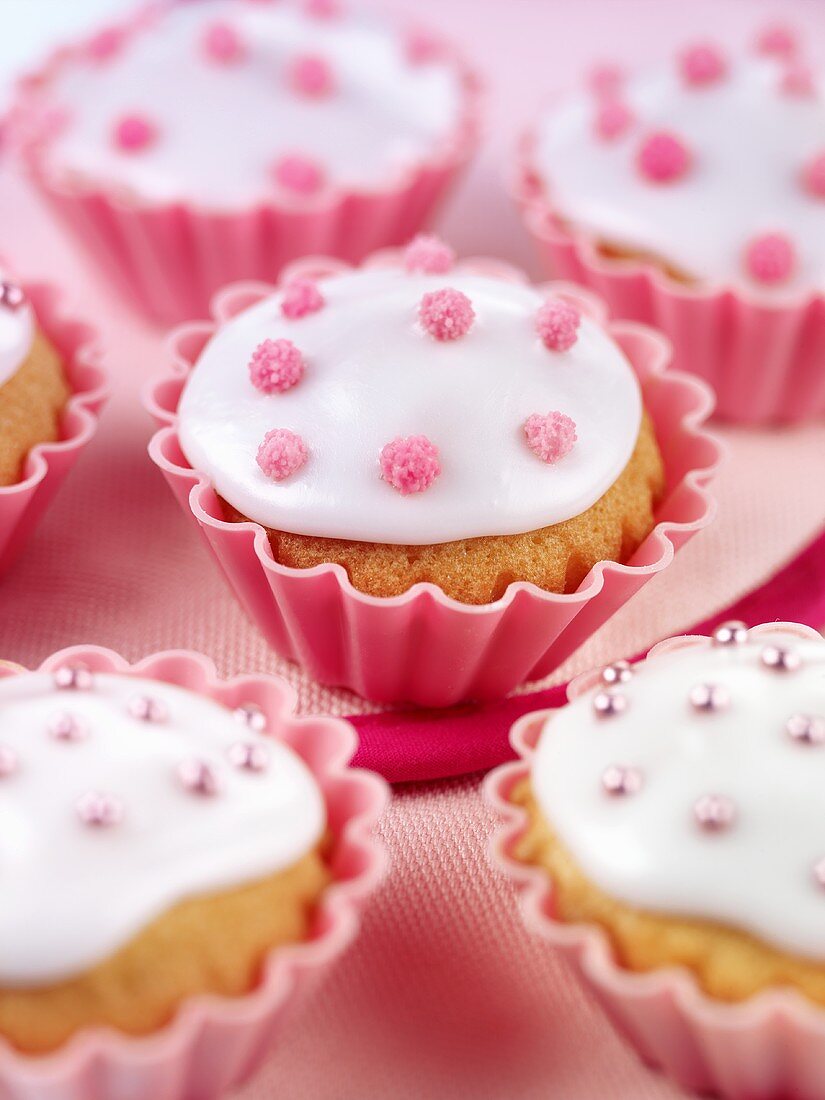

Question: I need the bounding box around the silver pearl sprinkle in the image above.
[128,694,168,723]
[53,665,94,691]
[593,690,627,718]
[49,712,88,742]
[601,764,643,796]
[0,281,26,311]
[786,713,825,746]
[693,793,736,832]
[227,741,270,773]
[601,660,633,686]
[711,621,749,647]
[233,702,267,732]
[760,644,802,673]
[689,682,730,713]
[0,745,17,777]
[177,758,222,797]
[76,791,123,828]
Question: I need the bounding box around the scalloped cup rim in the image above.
[10,3,483,221]
[144,250,722,617]
[484,621,825,1040]
[513,117,825,313]
[0,644,388,1078]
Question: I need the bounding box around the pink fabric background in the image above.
[1,0,824,1096]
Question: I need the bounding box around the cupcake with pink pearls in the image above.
[10,0,481,323]
[516,24,825,423]
[146,237,720,706]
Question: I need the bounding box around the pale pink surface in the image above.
[1,1,824,1097]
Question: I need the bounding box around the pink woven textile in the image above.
[1,0,824,1096]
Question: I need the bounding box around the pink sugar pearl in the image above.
[249,338,306,393]
[755,23,798,58]
[404,234,455,274]
[744,233,796,284]
[637,131,691,183]
[288,54,335,97]
[304,0,341,18]
[406,29,441,64]
[587,62,625,98]
[256,428,308,481]
[87,27,123,62]
[679,42,728,86]
[272,154,325,196]
[202,21,245,64]
[112,114,157,153]
[594,99,634,141]
[418,287,475,341]
[524,412,577,464]
[380,435,441,495]
[536,298,581,352]
[281,278,325,319]
[781,63,815,97]
[803,152,825,199]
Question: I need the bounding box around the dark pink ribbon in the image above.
[349,526,825,783]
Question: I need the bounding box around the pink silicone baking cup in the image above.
[514,132,825,425]
[144,249,721,708]
[9,2,482,326]
[0,645,388,1100]
[0,279,107,575]
[485,622,825,1100]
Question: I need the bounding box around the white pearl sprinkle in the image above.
[693,793,736,832]
[177,758,222,797]
[233,702,267,732]
[601,660,633,686]
[601,764,643,796]
[76,791,123,828]
[0,745,17,777]
[761,644,802,673]
[786,713,825,746]
[593,690,627,718]
[227,741,270,773]
[711,620,749,647]
[53,665,94,691]
[49,712,88,742]
[689,682,730,713]
[128,694,168,723]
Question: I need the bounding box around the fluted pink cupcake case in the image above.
[485,623,825,1100]
[0,645,388,1100]
[0,279,107,575]
[10,5,482,326]
[145,250,722,707]
[515,135,825,426]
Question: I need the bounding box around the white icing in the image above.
[0,671,325,986]
[532,629,825,961]
[0,292,33,390]
[534,52,825,296]
[177,267,642,544]
[39,0,462,207]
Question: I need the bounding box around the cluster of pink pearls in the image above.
[0,666,273,828]
[592,625,824,852]
[251,237,581,491]
[587,27,824,285]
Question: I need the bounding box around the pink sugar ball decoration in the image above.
[272,154,325,195]
[536,299,581,352]
[587,62,625,98]
[113,114,157,152]
[404,234,455,274]
[524,412,577,464]
[289,54,335,97]
[755,23,798,58]
[781,63,815,97]
[305,0,341,18]
[637,131,691,183]
[87,27,124,62]
[418,288,475,341]
[249,338,306,394]
[202,21,245,64]
[280,278,325,319]
[679,42,728,86]
[803,152,825,199]
[594,99,634,141]
[256,429,308,481]
[744,233,796,284]
[380,436,441,495]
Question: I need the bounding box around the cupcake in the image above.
[147,242,720,705]
[487,622,825,1099]
[11,0,480,324]
[516,26,825,423]
[0,647,386,1099]
[0,275,106,573]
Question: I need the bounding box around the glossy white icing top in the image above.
[0,290,33,390]
[39,0,463,208]
[177,267,643,544]
[0,670,325,986]
[532,628,825,960]
[534,51,825,295]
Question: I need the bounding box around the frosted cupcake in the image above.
[488,622,825,1098]
[176,236,665,605]
[0,647,386,1079]
[517,26,825,422]
[12,0,480,322]
[0,277,68,486]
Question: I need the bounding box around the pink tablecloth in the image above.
[1,0,824,1096]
